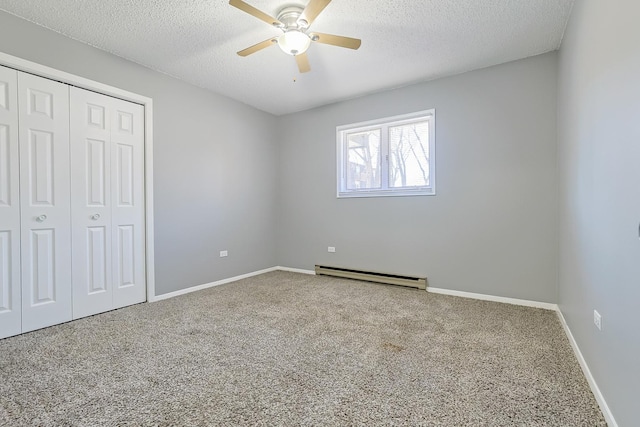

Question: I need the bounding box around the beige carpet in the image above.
[0,271,605,426]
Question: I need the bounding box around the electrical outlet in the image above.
[593,310,602,330]
[328,246,336,253]
[220,250,228,258]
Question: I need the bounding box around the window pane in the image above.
[346,130,381,190]
[388,121,430,188]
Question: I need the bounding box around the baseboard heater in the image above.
[314,265,427,290]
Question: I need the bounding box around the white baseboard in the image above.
[149,267,279,302]
[149,266,316,302]
[275,266,316,275]
[556,310,618,427]
[157,267,553,312]
[427,287,558,311]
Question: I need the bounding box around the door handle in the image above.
[36,214,47,222]
[91,213,101,220]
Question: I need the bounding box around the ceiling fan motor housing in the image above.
[276,6,307,30]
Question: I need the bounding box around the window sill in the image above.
[337,189,436,198]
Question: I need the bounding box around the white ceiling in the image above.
[0,0,574,115]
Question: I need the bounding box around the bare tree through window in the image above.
[346,130,380,189]
[389,122,430,188]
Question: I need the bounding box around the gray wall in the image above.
[277,53,559,303]
[557,1,640,425]
[0,12,279,296]
[4,4,637,423]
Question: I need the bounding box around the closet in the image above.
[0,64,146,339]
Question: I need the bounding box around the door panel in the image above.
[29,129,55,205]
[86,226,108,294]
[0,125,11,206]
[0,66,21,339]
[116,225,135,287]
[87,139,106,206]
[0,232,12,307]
[31,229,56,304]
[19,72,71,333]
[71,88,145,317]
[70,88,113,319]
[27,88,54,118]
[116,143,134,206]
[111,98,145,309]
[0,80,8,109]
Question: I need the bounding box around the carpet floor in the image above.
[0,271,605,426]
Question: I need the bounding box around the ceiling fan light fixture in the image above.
[230,0,362,73]
[278,30,311,56]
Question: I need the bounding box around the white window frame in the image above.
[336,109,436,198]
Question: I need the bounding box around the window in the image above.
[337,110,435,198]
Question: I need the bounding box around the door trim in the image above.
[0,51,157,302]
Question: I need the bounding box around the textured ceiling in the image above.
[0,0,574,115]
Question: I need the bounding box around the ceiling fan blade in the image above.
[310,32,361,50]
[237,37,277,57]
[299,0,331,27]
[295,53,311,73]
[229,0,283,27]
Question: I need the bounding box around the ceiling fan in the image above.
[229,0,361,73]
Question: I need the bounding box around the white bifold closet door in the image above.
[70,87,145,319]
[18,72,73,333]
[0,66,21,338]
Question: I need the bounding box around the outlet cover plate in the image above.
[593,310,602,330]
